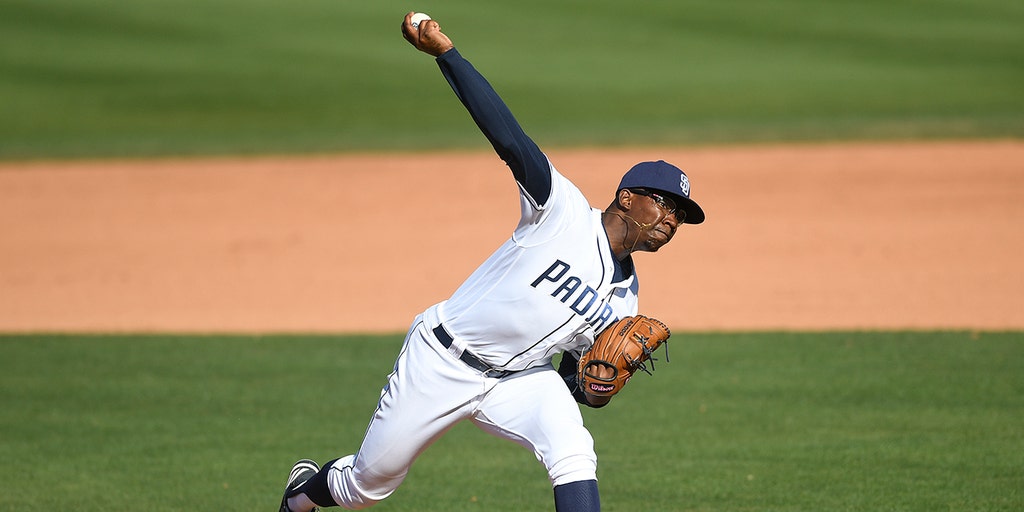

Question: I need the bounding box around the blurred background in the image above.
[2,0,1022,160]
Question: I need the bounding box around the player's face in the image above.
[629,189,683,251]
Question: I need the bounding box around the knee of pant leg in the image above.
[540,425,597,487]
[547,452,598,487]
[325,455,406,510]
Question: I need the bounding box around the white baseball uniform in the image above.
[323,48,639,509]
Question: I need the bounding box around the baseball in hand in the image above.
[410,12,431,29]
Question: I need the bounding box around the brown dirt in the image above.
[2,140,1022,333]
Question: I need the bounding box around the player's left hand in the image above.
[581,363,615,407]
[401,12,454,57]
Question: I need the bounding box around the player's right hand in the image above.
[401,12,455,57]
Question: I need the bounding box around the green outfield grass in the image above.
[1,0,1022,159]
[1,331,1021,511]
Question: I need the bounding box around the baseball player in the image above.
[278,12,704,512]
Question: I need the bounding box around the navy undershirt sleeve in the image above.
[437,48,552,206]
[557,352,609,409]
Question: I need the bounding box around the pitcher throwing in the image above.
[278,12,705,512]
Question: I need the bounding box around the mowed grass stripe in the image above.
[1,331,1021,511]
[0,0,1022,159]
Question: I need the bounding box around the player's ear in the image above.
[616,189,632,210]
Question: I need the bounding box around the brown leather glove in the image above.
[578,315,671,400]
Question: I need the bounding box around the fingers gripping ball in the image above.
[410,12,431,29]
[578,315,671,399]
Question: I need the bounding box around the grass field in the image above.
[1,332,1021,511]
[1,0,1022,159]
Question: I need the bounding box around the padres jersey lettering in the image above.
[431,163,638,371]
[532,261,618,328]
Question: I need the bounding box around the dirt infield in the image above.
[1,140,1022,333]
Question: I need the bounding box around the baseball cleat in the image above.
[279,459,320,512]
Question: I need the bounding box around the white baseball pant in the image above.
[324,316,597,509]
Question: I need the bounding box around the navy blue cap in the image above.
[617,160,705,224]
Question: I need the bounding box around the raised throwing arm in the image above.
[401,12,551,206]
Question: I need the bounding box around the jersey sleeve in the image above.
[437,48,551,207]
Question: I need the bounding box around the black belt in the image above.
[432,324,515,379]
